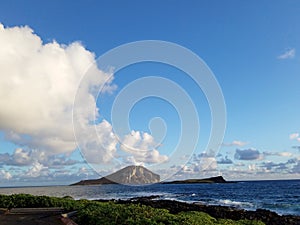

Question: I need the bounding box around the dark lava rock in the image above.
[103,198,300,225]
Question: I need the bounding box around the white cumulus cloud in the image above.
[198,157,218,171]
[120,130,168,164]
[77,120,118,164]
[0,23,116,162]
[24,162,48,178]
[0,170,12,180]
[0,23,170,180]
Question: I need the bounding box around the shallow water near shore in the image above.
[1,179,299,216]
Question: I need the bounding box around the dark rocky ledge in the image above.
[96,196,300,225]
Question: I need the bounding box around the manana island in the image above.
[1,165,299,225]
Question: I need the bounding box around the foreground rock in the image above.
[71,165,160,185]
[0,208,67,225]
[97,197,300,225]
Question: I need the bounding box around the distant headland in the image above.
[161,175,230,184]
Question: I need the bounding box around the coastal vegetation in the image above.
[0,194,264,225]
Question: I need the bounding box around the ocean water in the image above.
[0,179,299,216]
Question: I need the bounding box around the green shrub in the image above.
[0,194,265,225]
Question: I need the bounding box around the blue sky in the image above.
[0,1,300,186]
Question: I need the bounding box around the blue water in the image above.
[0,180,299,216]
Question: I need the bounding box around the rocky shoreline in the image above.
[96,196,300,225]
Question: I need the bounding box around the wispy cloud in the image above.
[222,140,248,147]
[289,133,299,140]
[292,146,300,151]
[277,48,296,59]
[263,151,293,157]
[0,149,80,168]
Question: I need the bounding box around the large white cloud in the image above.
[120,130,168,165]
[0,23,169,175]
[0,23,116,161]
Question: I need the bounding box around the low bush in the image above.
[0,194,265,225]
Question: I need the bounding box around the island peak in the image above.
[71,165,160,186]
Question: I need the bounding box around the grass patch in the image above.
[0,194,264,225]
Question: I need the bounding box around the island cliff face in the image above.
[71,165,160,185]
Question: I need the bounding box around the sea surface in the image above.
[0,179,299,216]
